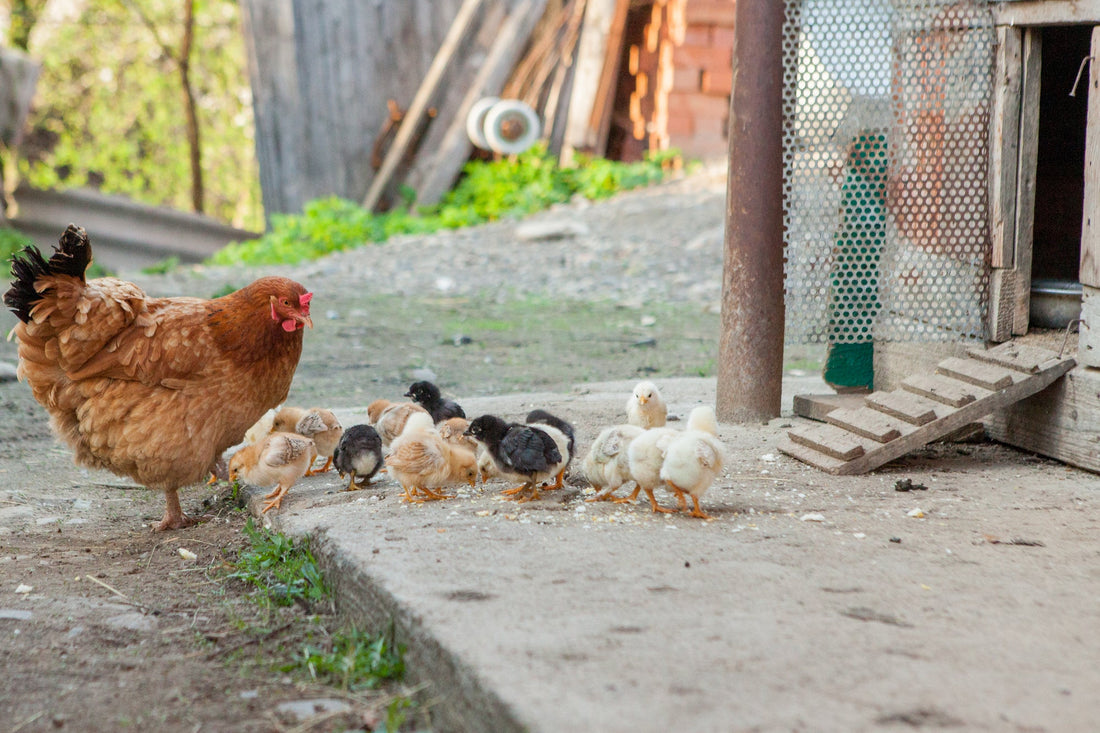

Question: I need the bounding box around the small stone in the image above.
[800,513,826,522]
[411,367,437,382]
[0,609,32,620]
[0,362,17,383]
[15,584,32,594]
[907,508,925,518]
[515,220,589,241]
[275,699,351,723]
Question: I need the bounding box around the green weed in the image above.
[210,145,681,266]
[226,518,327,609]
[283,626,405,692]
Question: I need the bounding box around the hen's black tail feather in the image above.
[4,224,91,323]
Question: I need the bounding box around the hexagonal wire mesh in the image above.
[782,0,993,345]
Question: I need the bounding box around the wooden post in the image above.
[716,0,785,423]
[1080,28,1100,367]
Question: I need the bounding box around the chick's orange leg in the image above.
[644,488,675,514]
[307,456,335,477]
[689,495,711,520]
[261,485,288,513]
[154,489,199,532]
[417,486,455,501]
[667,482,689,512]
[610,485,642,504]
[500,484,528,496]
[514,484,540,503]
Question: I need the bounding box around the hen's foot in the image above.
[153,490,200,531]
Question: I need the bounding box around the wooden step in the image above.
[966,341,1063,374]
[865,390,939,425]
[901,373,983,408]
[787,424,865,461]
[935,357,1014,391]
[780,342,1076,475]
[825,407,903,443]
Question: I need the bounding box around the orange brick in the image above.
[701,68,733,94]
[672,43,733,71]
[672,67,703,91]
[685,0,737,27]
[712,26,736,47]
[669,90,731,119]
[666,110,695,136]
[682,25,712,46]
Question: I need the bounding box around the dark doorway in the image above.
[1031,26,1091,282]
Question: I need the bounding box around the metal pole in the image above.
[716,0,786,424]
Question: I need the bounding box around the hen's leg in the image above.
[154,489,198,531]
[643,488,675,514]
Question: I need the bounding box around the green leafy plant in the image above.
[283,626,405,691]
[0,226,35,267]
[209,144,682,266]
[140,256,180,275]
[226,518,327,608]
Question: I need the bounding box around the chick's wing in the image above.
[388,437,447,474]
[500,427,560,472]
[263,435,314,468]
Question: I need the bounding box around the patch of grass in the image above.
[226,518,327,609]
[0,226,34,267]
[283,626,405,692]
[140,256,180,275]
[209,145,682,267]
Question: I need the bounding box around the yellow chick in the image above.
[660,406,725,519]
[626,381,667,429]
[438,417,477,451]
[370,399,430,447]
[386,412,477,502]
[228,432,315,514]
[298,408,345,475]
[583,424,644,502]
[625,426,680,514]
[476,444,499,484]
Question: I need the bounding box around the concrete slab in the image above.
[245,376,1100,732]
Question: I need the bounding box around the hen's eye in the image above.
[281,298,290,306]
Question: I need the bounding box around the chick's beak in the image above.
[638,396,649,405]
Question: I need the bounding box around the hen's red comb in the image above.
[299,292,313,309]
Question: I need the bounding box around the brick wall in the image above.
[667,0,735,161]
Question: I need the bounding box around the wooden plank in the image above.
[935,357,1015,391]
[787,425,865,461]
[792,392,870,423]
[1012,29,1041,335]
[1079,285,1100,368]
[990,26,1022,270]
[902,374,982,408]
[362,0,485,210]
[775,437,848,474]
[411,0,548,207]
[825,407,903,443]
[561,0,625,160]
[966,341,1060,373]
[865,390,941,426]
[988,269,1016,342]
[783,356,1077,475]
[992,0,1100,26]
[1081,26,1100,287]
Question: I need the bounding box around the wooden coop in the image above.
[238,0,736,220]
[777,0,1100,475]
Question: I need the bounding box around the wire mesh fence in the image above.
[782,0,994,345]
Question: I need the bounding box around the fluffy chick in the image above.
[464,414,562,502]
[332,424,384,491]
[525,409,574,490]
[660,406,725,519]
[279,407,344,475]
[386,412,477,502]
[583,424,644,502]
[438,417,476,451]
[626,381,667,429]
[370,399,430,447]
[228,432,315,514]
[405,381,466,422]
[626,426,680,514]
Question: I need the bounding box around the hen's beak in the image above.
[298,313,314,329]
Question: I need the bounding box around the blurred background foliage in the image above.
[2,0,262,230]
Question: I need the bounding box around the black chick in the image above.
[405,381,466,422]
[525,409,575,490]
[464,414,562,502]
[332,424,384,492]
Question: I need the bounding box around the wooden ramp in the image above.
[778,342,1076,475]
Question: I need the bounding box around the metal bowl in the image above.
[1029,279,1081,329]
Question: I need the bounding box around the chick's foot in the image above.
[500,484,528,496]
[610,486,642,504]
[644,488,676,514]
[688,496,711,520]
[261,486,288,513]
